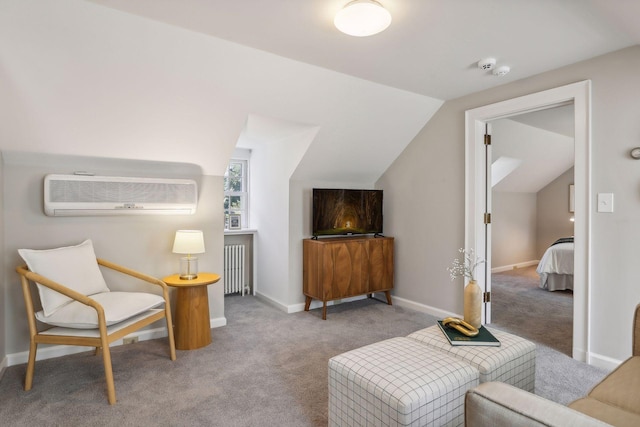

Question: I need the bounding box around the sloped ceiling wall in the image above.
[0,0,443,182]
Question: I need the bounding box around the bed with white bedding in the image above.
[536,237,574,291]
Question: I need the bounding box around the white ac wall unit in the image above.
[44,174,198,216]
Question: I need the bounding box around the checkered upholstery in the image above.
[406,326,536,392]
[328,337,479,427]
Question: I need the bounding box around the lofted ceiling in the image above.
[492,105,575,194]
[3,1,639,183]
[88,0,640,100]
[86,0,636,187]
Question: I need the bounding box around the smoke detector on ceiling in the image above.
[477,58,496,70]
[493,65,511,76]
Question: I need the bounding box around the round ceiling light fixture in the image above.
[334,0,392,37]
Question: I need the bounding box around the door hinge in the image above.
[483,291,491,303]
[484,213,491,224]
[484,134,491,145]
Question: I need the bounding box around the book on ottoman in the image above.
[437,320,500,347]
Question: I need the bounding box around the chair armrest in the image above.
[96,258,168,291]
[15,265,108,331]
[634,303,640,356]
[16,265,104,310]
[465,382,612,427]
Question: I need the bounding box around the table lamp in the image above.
[172,230,205,280]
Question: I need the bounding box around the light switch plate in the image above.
[597,193,614,213]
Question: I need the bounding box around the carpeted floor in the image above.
[491,265,573,356]
[0,294,605,426]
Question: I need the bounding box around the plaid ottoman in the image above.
[328,337,479,427]
[407,325,536,392]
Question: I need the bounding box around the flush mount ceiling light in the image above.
[334,0,392,37]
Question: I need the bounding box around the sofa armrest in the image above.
[465,382,612,427]
[633,304,640,357]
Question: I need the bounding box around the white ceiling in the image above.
[3,1,639,184]
[509,104,575,138]
[88,0,640,100]
[492,110,575,193]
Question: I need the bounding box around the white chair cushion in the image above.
[35,291,165,329]
[18,239,110,316]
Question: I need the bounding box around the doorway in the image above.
[489,105,575,356]
[465,81,591,362]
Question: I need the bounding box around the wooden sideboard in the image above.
[303,236,394,319]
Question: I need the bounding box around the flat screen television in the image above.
[312,188,383,237]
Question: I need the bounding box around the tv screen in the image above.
[312,188,383,237]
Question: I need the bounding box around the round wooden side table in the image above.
[163,272,221,350]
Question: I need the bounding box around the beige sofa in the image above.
[465,304,640,427]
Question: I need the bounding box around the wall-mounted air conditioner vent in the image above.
[44,174,198,216]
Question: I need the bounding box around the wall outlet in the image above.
[123,336,138,345]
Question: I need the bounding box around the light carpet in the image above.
[0,294,607,426]
[491,265,573,356]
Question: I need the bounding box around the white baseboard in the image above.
[5,317,228,368]
[587,351,622,371]
[285,293,453,318]
[392,296,461,319]
[492,260,539,273]
[210,316,227,329]
[286,294,368,314]
[254,292,291,313]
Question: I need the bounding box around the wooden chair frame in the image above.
[16,258,176,404]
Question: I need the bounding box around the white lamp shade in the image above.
[334,0,392,37]
[172,230,205,254]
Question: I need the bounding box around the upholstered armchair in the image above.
[16,239,176,404]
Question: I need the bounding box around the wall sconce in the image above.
[172,230,205,280]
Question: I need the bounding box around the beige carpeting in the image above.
[0,293,605,426]
[491,265,573,356]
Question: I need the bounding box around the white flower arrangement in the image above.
[447,248,485,282]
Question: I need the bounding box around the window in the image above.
[224,159,248,229]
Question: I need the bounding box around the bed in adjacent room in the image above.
[536,237,574,291]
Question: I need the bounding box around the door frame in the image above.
[465,80,591,362]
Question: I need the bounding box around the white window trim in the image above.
[224,157,250,229]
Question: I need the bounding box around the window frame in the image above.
[224,158,249,230]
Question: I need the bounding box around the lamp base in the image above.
[179,256,198,280]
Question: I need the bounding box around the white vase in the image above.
[464,280,482,329]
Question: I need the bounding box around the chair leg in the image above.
[24,340,37,391]
[165,307,177,361]
[94,347,101,356]
[101,345,116,405]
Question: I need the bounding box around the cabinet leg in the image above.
[385,291,393,305]
[322,301,327,320]
[304,296,312,312]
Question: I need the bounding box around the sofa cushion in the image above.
[19,239,110,316]
[466,382,612,427]
[34,291,164,329]
[569,397,640,427]
[585,356,640,415]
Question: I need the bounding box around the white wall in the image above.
[249,125,316,308]
[491,192,538,268]
[378,46,640,364]
[2,152,224,357]
[537,168,575,256]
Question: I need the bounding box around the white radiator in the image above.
[224,244,247,296]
